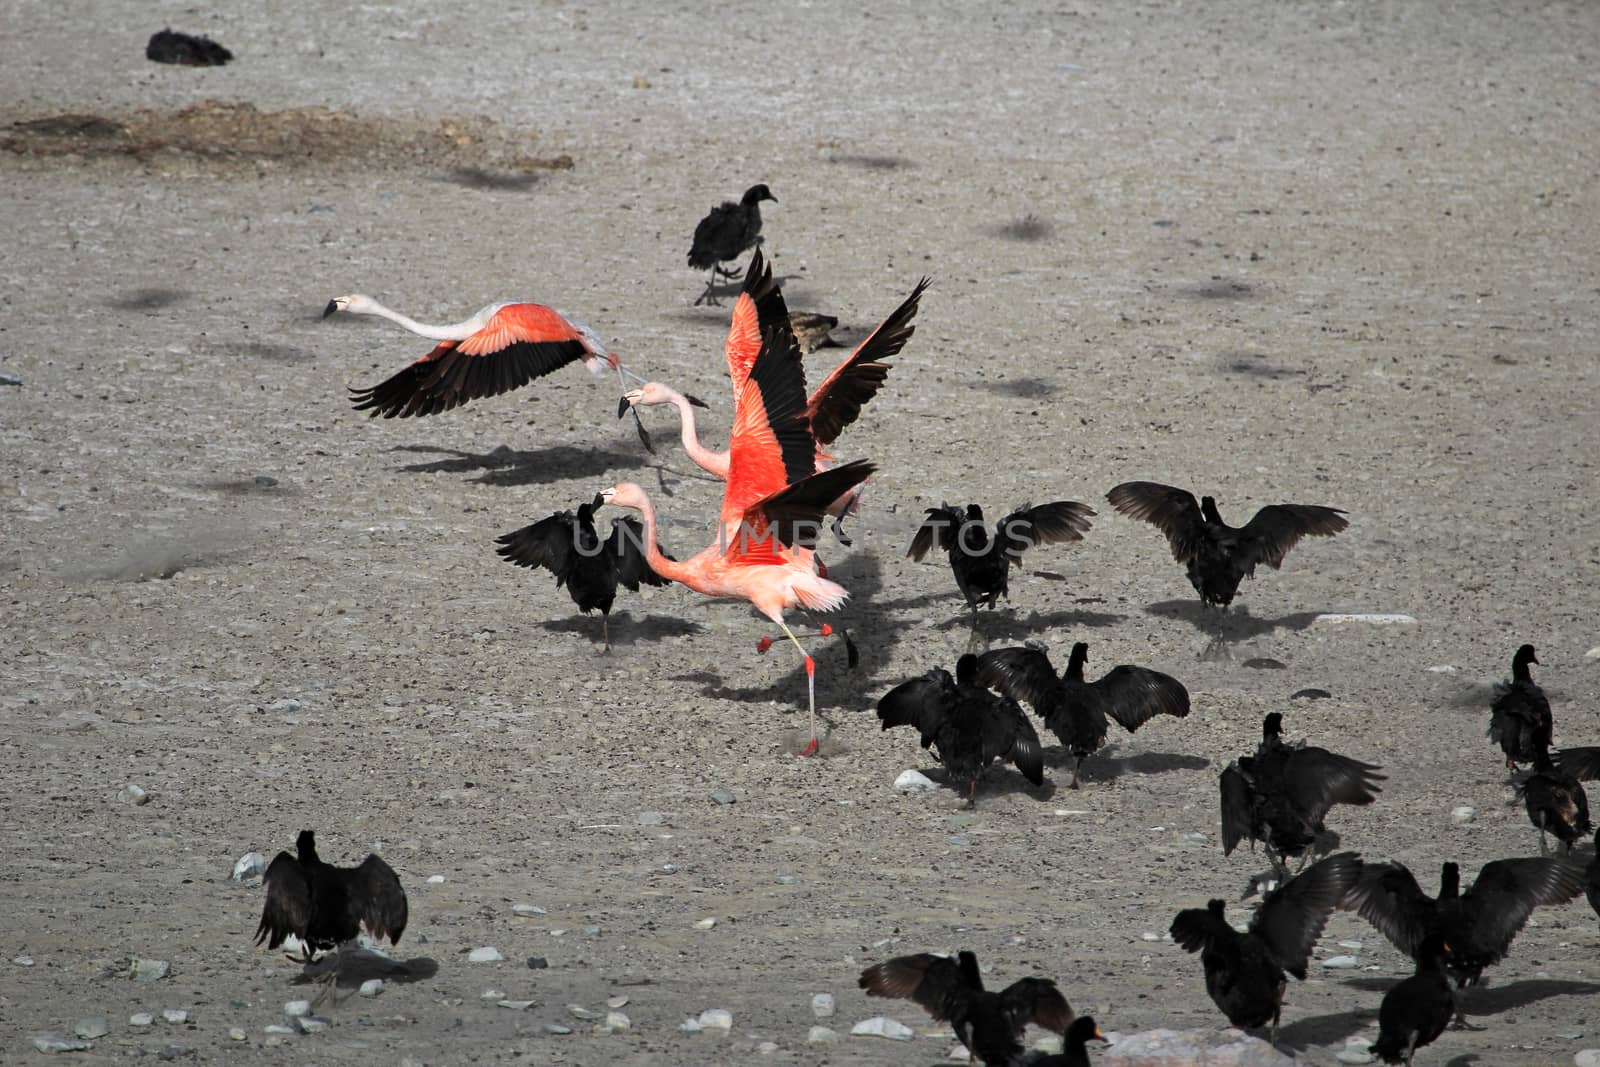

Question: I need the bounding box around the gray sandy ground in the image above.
[2,2,1598,1064]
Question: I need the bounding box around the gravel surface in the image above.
[3,3,1598,1065]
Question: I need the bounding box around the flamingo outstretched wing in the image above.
[720,324,816,530]
[723,249,792,397]
[807,278,929,446]
[350,304,596,418]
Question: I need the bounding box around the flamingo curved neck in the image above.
[662,388,730,478]
[356,298,478,342]
[625,492,693,587]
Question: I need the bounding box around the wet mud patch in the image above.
[2,101,575,175]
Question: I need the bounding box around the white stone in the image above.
[162,1009,188,1023]
[697,1008,733,1030]
[1425,665,1457,673]
[1585,647,1600,662]
[228,1028,247,1042]
[1322,955,1360,969]
[512,904,546,917]
[604,1011,631,1030]
[543,1023,573,1035]
[14,955,34,966]
[1575,1051,1600,1067]
[694,918,717,929]
[606,995,629,1008]
[851,1016,915,1040]
[1311,613,1417,625]
[498,1000,535,1011]
[124,784,151,805]
[359,979,384,997]
[427,875,445,884]
[129,1013,154,1027]
[807,1026,839,1044]
[948,1042,974,1060]
[261,1024,295,1035]
[480,989,506,1000]
[568,1005,601,1020]
[73,1018,109,1039]
[679,1018,703,1034]
[1141,932,1161,941]
[283,1001,312,1018]
[130,958,170,982]
[295,1016,329,1034]
[33,1036,93,1054]
[468,946,504,963]
[1452,805,1476,823]
[757,1041,778,1054]
[1336,1050,1375,1064]
[231,852,267,881]
[811,993,835,1018]
[894,769,938,792]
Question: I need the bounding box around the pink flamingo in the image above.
[601,322,874,755]
[624,251,928,540]
[324,294,655,449]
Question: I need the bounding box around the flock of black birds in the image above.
[256,187,1591,1066]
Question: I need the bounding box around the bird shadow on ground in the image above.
[107,286,189,310]
[1180,277,1254,301]
[934,606,1128,643]
[1457,978,1600,1016]
[964,767,1057,806]
[290,950,439,991]
[1144,599,1320,643]
[1274,1005,1374,1051]
[207,338,316,363]
[440,166,541,192]
[536,612,705,647]
[975,376,1060,398]
[664,273,806,319]
[387,443,644,487]
[1067,745,1212,785]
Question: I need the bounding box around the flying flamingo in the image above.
[624,250,929,541]
[324,294,655,450]
[600,323,875,756]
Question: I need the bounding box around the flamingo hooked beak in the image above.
[321,299,340,318]
[617,392,638,418]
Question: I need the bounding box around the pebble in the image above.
[1586,647,1600,662]
[468,946,504,963]
[162,1009,188,1024]
[758,1040,779,1053]
[695,917,717,929]
[1243,657,1287,670]
[284,1000,313,1018]
[14,955,34,966]
[894,769,938,792]
[1452,805,1476,824]
[157,1045,195,1060]
[498,1000,535,1011]
[230,852,267,881]
[1141,932,1161,941]
[481,989,507,1000]
[543,1023,573,1035]
[697,1008,733,1030]
[776,875,800,884]
[948,1042,974,1060]
[1336,1050,1374,1065]
[710,789,737,805]
[130,958,171,982]
[604,1011,631,1030]
[228,1028,247,1042]
[426,875,446,884]
[295,1016,329,1034]
[129,1013,155,1027]
[32,1036,93,1054]
[1425,665,1458,673]
[1337,940,1363,950]
[1101,1028,1294,1065]
[569,1005,602,1020]
[1291,688,1332,700]
[261,1024,295,1035]
[808,1026,840,1043]
[851,1016,914,1040]
[527,956,549,969]
[124,784,151,805]
[1575,1051,1600,1067]
[1311,613,1417,625]
[1322,955,1360,969]
[74,1017,109,1039]
[637,811,666,826]
[359,979,385,997]
[512,904,547,917]
[607,995,629,1008]
[811,992,835,1018]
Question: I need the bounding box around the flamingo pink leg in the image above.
[774,620,819,756]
